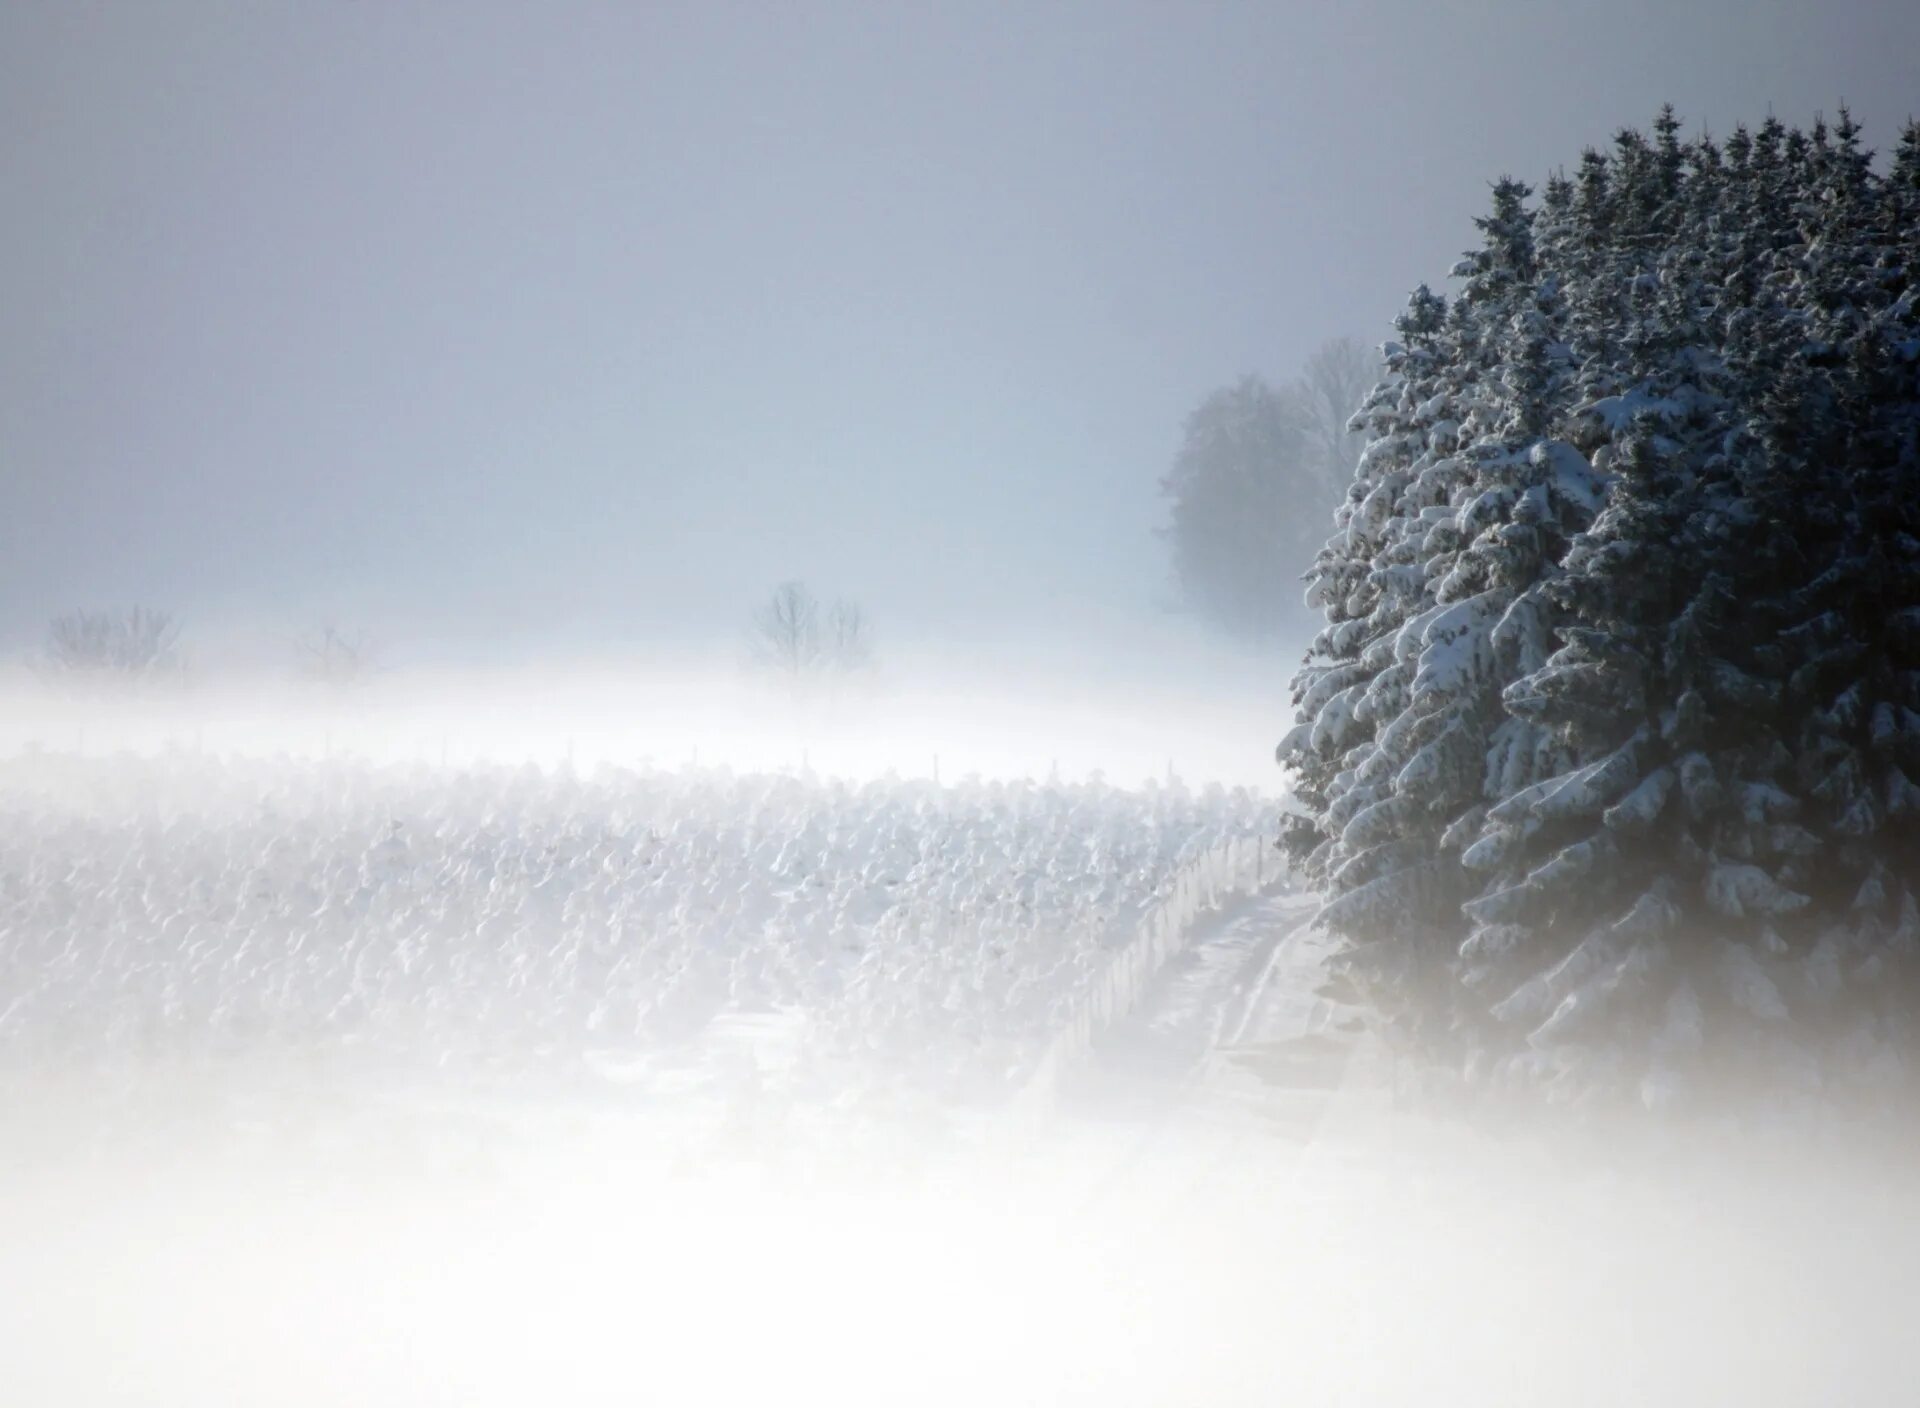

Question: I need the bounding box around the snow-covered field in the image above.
[4,723,1914,1408]
[0,748,1272,1111]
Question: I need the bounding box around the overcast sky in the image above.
[3,0,1915,656]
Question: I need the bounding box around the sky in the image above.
[3,0,1916,659]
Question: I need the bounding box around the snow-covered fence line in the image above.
[1015,830,1284,1117]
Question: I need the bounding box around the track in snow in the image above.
[1063,888,1327,1118]
[1043,888,1389,1223]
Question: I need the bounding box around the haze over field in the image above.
[6,4,1920,1405]
[5,0,1916,659]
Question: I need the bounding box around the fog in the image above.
[7,4,1920,1404]
[5,1,1916,652]
[6,1056,1917,1406]
[0,641,1292,791]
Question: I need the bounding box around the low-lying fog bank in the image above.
[3,1062,1914,1408]
[6,643,1912,1406]
[0,637,1296,789]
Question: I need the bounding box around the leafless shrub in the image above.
[825,599,874,674]
[42,608,184,684]
[297,625,379,689]
[750,581,826,679]
[1292,336,1379,496]
[748,582,875,684]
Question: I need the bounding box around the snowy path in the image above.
[1065,889,1327,1116]
[1048,889,1398,1215]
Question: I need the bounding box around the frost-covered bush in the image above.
[1282,109,1920,1108]
[0,753,1265,1101]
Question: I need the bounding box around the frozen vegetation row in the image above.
[0,751,1269,1102]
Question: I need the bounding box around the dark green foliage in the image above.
[1283,111,1920,1108]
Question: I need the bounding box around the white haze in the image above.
[5,1064,1915,1407]
[7,2,1920,1403]
[4,1,1916,644]
[0,629,1299,790]
[4,680,1916,1405]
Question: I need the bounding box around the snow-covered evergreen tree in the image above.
[1283,110,1920,1108]
[1279,283,1474,1039]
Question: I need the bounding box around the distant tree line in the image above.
[29,590,877,695]
[32,608,380,690]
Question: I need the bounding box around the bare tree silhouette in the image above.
[42,608,184,684]
[297,624,379,688]
[748,582,874,684]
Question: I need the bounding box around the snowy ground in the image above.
[4,723,1916,1404]
[7,1023,1915,1408]
[1071,889,1327,1112]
